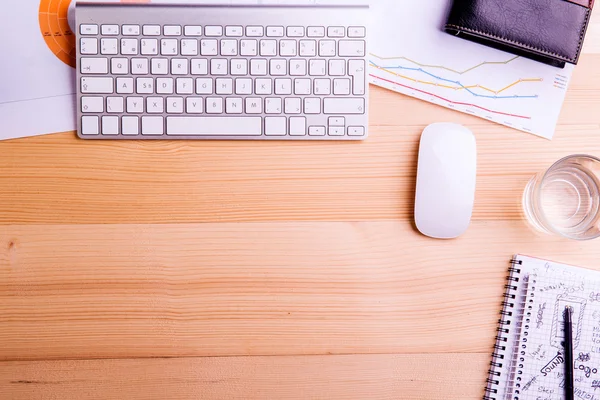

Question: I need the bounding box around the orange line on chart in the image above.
[370,63,543,95]
[370,53,520,75]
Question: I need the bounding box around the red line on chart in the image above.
[370,74,532,120]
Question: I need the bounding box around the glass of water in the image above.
[523,155,600,240]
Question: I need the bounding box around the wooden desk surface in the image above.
[2,17,600,400]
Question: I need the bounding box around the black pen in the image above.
[564,306,575,400]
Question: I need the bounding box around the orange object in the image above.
[39,0,75,68]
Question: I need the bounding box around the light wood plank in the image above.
[1,221,599,361]
[0,354,488,400]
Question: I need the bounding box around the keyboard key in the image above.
[164,25,182,36]
[122,25,140,36]
[121,38,139,55]
[116,78,134,94]
[289,117,306,136]
[102,116,119,135]
[280,40,297,56]
[294,78,311,95]
[289,59,307,76]
[81,77,113,94]
[106,97,124,113]
[157,78,174,94]
[309,60,326,76]
[186,97,204,114]
[285,97,302,114]
[327,26,345,38]
[136,77,154,94]
[122,116,139,135]
[205,26,223,37]
[141,39,159,55]
[143,25,161,36]
[221,40,238,56]
[309,126,326,136]
[181,39,199,56]
[142,116,164,135]
[80,38,98,55]
[147,97,165,113]
[226,98,243,114]
[348,27,366,38]
[166,97,184,114]
[161,39,178,55]
[328,117,345,127]
[235,78,253,95]
[348,60,366,95]
[191,59,209,75]
[329,59,346,76]
[81,97,104,113]
[304,98,321,114]
[80,25,98,35]
[81,116,99,135]
[206,97,224,114]
[266,26,284,37]
[299,40,316,57]
[166,117,262,136]
[265,98,282,114]
[226,26,243,37]
[101,25,119,35]
[184,26,203,36]
[151,58,169,75]
[127,97,144,113]
[319,40,336,57]
[260,40,277,56]
[80,58,108,74]
[111,58,129,75]
[101,38,118,55]
[131,58,149,75]
[211,59,228,75]
[323,98,365,114]
[265,117,287,136]
[287,27,305,37]
[215,78,233,95]
[255,78,272,95]
[230,59,248,76]
[195,78,213,94]
[176,78,194,94]
[338,40,366,57]
[270,59,287,76]
[201,39,218,56]
[314,79,331,95]
[275,78,292,95]
[307,27,325,38]
[246,26,264,37]
[348,126,366,136]
[171,59,189,75]
[333,78,351,95]
[328,126,345,136]
[250,59,268,76]
[245,97,262,114]
[240,39,258,56]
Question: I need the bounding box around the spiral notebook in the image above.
[485,255,600,400]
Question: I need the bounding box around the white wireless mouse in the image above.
[414,123,477,239]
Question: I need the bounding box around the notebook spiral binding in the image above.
[483,258,525,400]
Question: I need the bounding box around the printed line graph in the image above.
[369,56,543,99]
[369,73,532,120]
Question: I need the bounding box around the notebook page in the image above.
[515,257,600,400]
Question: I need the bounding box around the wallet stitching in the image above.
[446,10,589,64]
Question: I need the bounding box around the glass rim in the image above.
[535,153,600,240]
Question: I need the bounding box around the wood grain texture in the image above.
[1,221,599,361]
[0,354,488,400]
[1,9,600,400]
[0,55,599,225]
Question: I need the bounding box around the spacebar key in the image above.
[167,117,262,136]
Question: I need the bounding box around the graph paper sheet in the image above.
[368,0,574,139]
[489,256,600,400]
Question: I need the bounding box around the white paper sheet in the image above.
[0,0,77,141]
[369,0,574,139]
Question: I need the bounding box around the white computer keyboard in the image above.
[76,2,369,140]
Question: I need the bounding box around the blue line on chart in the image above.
[369,60,539,100]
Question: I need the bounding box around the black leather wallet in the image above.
[445,0,594,68]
